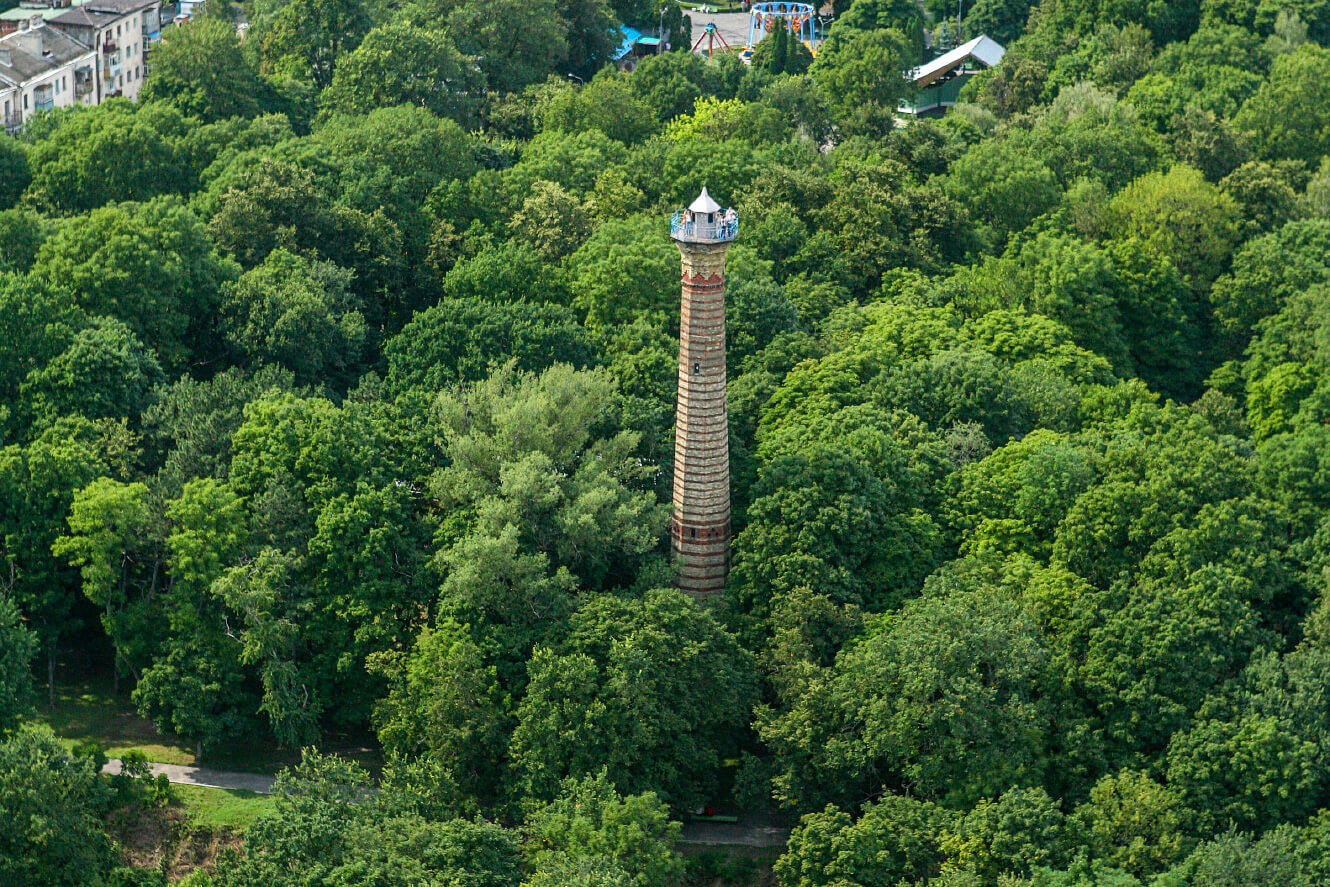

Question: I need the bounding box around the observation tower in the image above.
[669,188,738,597]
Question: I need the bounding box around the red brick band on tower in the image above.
[670,189,736,597]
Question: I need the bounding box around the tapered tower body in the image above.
[669,188,738,597]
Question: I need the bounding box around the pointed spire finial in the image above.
[689,187,721,214]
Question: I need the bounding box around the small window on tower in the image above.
[693,362,700,374]
[690,528,696,538]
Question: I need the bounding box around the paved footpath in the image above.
[104,758,276,794]
[685,10,752,49]
[680,818,791,847]
[102,758,790,847]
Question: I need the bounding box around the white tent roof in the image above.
[689,187,722,214]
[910,35,1005,88]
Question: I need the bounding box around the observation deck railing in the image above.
[670,210,738,243]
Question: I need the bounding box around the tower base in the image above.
[671,515,730,597]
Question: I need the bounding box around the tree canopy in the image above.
[5,0,1330,882]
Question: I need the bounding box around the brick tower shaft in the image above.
[671,218,733,597]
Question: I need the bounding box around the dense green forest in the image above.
[6,0,1330,883]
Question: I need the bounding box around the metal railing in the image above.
[670,210,738,242]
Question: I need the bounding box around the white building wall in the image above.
[12,55,94,121]
[30,56,94,112]
[1,83,17,133]
[121,7,143,101]
[0,29,96,131]
[94,3,157,102]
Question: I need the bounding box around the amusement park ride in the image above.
[689,1,821,62]
[690,22,733,59]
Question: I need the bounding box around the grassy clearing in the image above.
[35,671,384,776]
[35,673,288,772]
[110,794,255,876]
[38,675,197,765]
[173,784,279,832]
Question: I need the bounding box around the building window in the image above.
[690,527,696,538]
[692,362,700,374]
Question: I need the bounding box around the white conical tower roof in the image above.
[689,187,721,213]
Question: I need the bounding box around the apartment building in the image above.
[49,0,161,102]
[0,16,96,134]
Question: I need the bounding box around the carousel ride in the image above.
[741,1,820,63]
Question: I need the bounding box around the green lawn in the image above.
[37,675,198,765]
[173,784,279,832]
[34,672,383,775]
[36,673,296,772]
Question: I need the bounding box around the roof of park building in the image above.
[910,34,1005,88]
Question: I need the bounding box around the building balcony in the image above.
[3,111,20,134]
[102,38,117,52]
[670,210,738,244]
